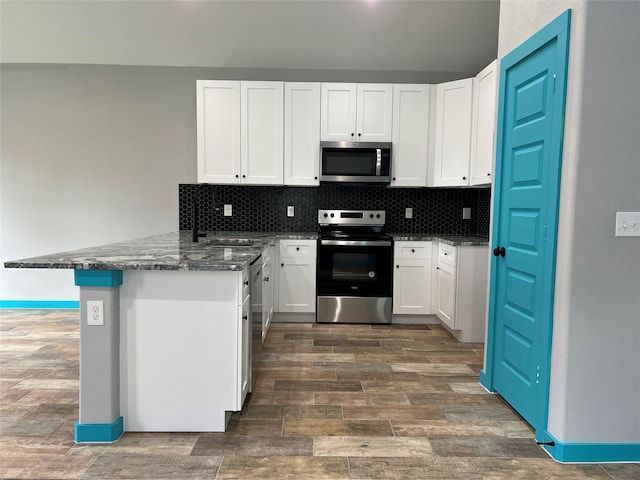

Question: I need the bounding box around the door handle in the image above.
[493,247,506,257]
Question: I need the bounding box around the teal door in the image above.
[482,11,571,438]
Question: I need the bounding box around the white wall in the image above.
[0,65,197,300]
[498,0,640,444]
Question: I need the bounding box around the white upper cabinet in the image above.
[197,80,241,184]
[240,81,284,185]
[196,80,283,185]
[391,85,431,187]
[470,60,498,186]
[284,83,320,186]
[321,83,392,142]
[431,78,474,187]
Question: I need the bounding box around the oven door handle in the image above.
[320,239,392,247]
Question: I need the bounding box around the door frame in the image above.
[481,10,571,441]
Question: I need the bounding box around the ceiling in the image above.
[1,0,499,76]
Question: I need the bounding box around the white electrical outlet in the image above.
[405,208,413,219]
[224,204,232,217]
[87,300,104,326]
[615,212,640,237]
[463,208,471,220]
[287,206,295,217]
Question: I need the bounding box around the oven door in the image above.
[317,239,393,323]
[317,239,393,296]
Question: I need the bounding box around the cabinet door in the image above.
[391,85,430,186]
[237,295,250,409]
[432,78,474,187]
[356,83,393,142]
[470,60,498,186]
[240,81,284,185]
[196,80,241,184]
[278,257,316,313]
[393,260,432,314]
[284,83,320,186]
[320,83,357,141]
[436,262,456,329]
[262,251,273,343]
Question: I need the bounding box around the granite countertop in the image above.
[391,234,489,246]
[5,230,483,273]
[4,231,276,272]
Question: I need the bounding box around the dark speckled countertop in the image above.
[4,231,317,272]
[4,231,485,272]
[390,234,489,246]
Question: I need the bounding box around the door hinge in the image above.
[536,364,541,384]
[553,73,557,93]
[544,225,548,242]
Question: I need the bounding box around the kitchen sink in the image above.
[208,240,257,247]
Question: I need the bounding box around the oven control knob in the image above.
[370,213,374,218]
[330,213,335,218]
[323,213,328,218]
[376,214,381,219]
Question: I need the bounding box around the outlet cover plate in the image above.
[224,204,232,217]
[615,212,640,237]
[87,300,104,326]
[287,206,295,217]
[405,208,413,219]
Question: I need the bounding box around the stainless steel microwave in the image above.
[320,142,392,184]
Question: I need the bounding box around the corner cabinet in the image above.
[196,80,283,185]
[434,242,489,343]
[393,241,433,314]
[431,78,474,187]
[470,60,498,186]
[320,83,393,142]
[284,83,320,186]
[277,239,317,313]
[390,85,431,187]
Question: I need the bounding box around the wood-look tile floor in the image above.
[1,309,638,479]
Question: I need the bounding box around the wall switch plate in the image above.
[615,212,640,237]
[287,205,295,217]
[405,208,413,219]
[224,204,232,217]
[87,300,104,326]
[463,207,471,220]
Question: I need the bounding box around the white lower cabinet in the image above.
[119,268,250,433]
[261,243,274,342]
[238,293,250,407]
[277,239,317,313]
[393,241,433,314]
[434,242,489,342]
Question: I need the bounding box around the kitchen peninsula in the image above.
[5,231,279,442]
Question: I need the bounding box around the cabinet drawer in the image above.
[394,241,432,260]
[438,242,457,267]
[279,239,317,258]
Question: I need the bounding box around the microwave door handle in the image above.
[376,149,382,176]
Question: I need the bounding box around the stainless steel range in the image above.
[316,209,393,324]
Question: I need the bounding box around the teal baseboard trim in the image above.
[74,416,124,443]
[479,369,494,392]
[74,270,123,287]
[0,300,80,309]
[543,431,640,463]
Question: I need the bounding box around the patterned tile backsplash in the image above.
[179,184,491,237]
